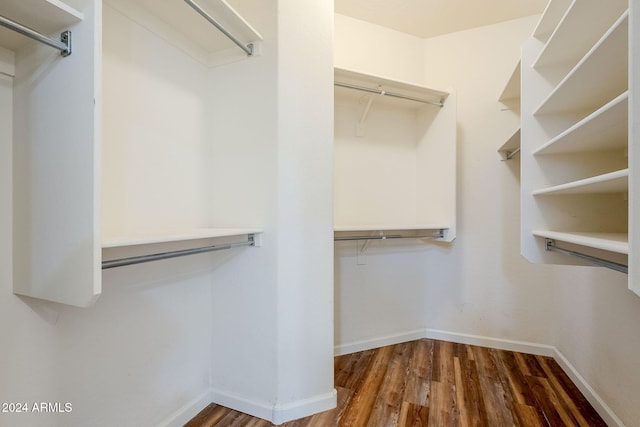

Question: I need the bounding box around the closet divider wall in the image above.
[520,0,635,290]
[7,0,264,307]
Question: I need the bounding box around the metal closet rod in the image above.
[545,239,628,274]
[334,81,444,107]
[102,235,255,269]
[334,229,445,242]
[0,14,71,57]
[184,0,254,56]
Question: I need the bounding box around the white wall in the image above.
[0,1,335,426]
[334,13,640,426]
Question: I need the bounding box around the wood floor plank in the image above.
[402,338,433,406]
[397,401,429,427]
[535,355,607,427]
[472,346,516,426]
[186,339,607,427]
[338,344,395,426]
[367,342,412,426]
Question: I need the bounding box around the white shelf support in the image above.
[356,90,379,137]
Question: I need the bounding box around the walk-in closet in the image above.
[1,0,639,426]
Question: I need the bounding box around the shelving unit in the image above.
[333,68,457,243]
[497,60,521,160]
[9,0,264,307]
[521,0,633,285]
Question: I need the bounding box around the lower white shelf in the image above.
[334,225,449,242]
[102,228,263,248]
[102,228,263,269]
[532,230,628,254]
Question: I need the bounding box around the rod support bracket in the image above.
[60,30,72,57]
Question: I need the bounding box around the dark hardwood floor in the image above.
[185,339,606,426]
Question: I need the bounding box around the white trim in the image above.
[334,329,428,356]
[209,387,337,425]
[272,389,338,425]
[423,328,557,356]
[157,389,213,427]
[335,329,625,426]
[552,349,626,427]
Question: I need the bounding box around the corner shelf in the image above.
[533,0,628,71]
[532,0,572,42]
[498,61,521,103]
[534,11,628,116]
[533,91,628,155]
[532,169,628,196]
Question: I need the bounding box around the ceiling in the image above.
[334,0,548,39]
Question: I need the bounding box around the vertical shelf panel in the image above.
[630,0,640,295]
[12,0,100,307]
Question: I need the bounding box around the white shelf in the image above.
[334,67,449,108]
[102,228,262,248]
[334,225,448,233]
[532,230,628,254]
[532,0,572,42]
[534,11,628,115]
[532,169,628,196]
[533,0,628,70]
[498,128,521,160]
[498,61,521,102]
[534,92,628,155]
[0,0,84,51]
[105,0,262,66]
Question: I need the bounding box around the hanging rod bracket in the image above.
[60,31,72,57]
[544,238,628,274]
[0,15,72,57]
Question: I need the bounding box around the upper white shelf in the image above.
[0,0,84,51]
[532,169,628,196]
[532,230,628,254]
[534,11,628,116]
[534,91,628,155]
[334,67,449,109]
[533,0,628,70]
[498,61,521,102]
[105,0,262,66]
[532,0,572,42]
[103,227,262,248]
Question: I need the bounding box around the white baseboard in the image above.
[552,349,625,427]
[335,328,624,427]
[209,387,337,425]
[158,389,213,427]
[334,329,428,356]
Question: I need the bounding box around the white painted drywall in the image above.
[0,1,335,426]
[334,13,640,426]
